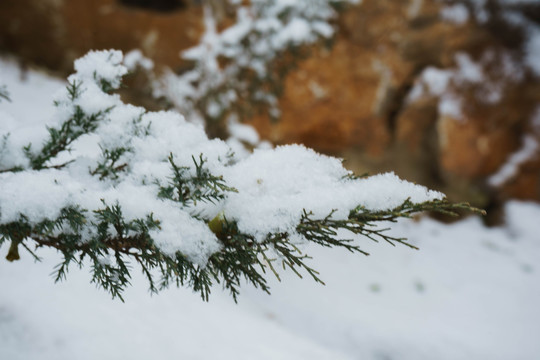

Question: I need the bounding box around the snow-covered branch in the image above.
[0,50,481,301]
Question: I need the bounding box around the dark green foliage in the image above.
[158,154,237,206]
[0,191,483,302]
[28,80,113,170]
[91,147,131,180]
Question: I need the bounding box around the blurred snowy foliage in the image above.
[156,0,359,139]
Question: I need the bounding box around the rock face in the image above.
[1,0,539,208]
[0,0,204,72]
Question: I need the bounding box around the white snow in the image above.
[488,135,539,187]
[228,120,260,145]
[441,4,470,25]
[223,145,443,242]
[123,49,154,71]
[74,50,127,89]
[454,53,484,83]
[273,17,314,48]
[438,94,463,118]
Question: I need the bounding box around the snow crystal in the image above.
[312,21,335,38]
[206,101,222,118]
[70,78,120,115]
[0,113,34,169]
[0,50,228,266]
[0,58,65,170]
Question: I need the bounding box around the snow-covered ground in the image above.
[1,58,540,360]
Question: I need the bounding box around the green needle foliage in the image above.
[0,193,482,302]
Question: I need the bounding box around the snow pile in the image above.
[1,50,444,265]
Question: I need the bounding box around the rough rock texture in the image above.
[0,0,204,72]
[1,0,539,210]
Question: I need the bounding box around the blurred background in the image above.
[1,1,539,359]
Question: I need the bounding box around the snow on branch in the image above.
[0,50,481,301]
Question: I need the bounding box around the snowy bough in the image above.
[0,50,480,301]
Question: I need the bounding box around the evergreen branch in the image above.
[0,166,25,174]
[27,106,112,169]
[90,147,130,180]
[350,199,486,223]
[0,197,481,302]
[0,161,75,174]
[158,153,237,206]
[27,80,113,170]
